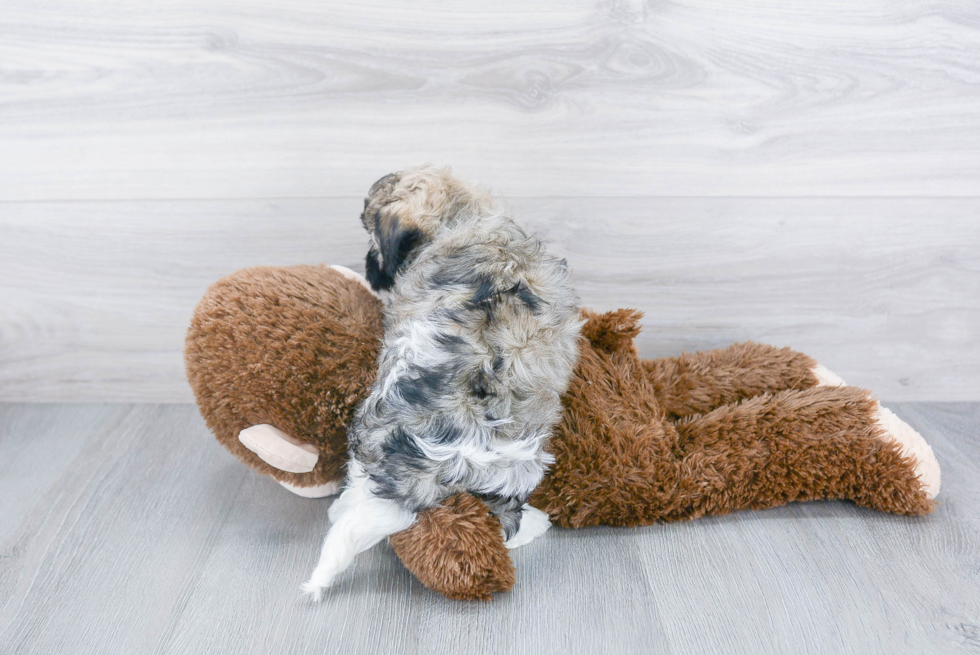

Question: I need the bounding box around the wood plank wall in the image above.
[1,0,978,401]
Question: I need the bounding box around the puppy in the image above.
[302,166,582,600]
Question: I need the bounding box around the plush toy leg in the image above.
[873,403,940,499]
[640,342,824,420]
[794,369,938,495]
[537,386,938,528]
[667,387,940,515]
[811,364,847,387]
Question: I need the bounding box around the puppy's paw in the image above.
[504,505,551,549]
[811,363,847,388]
[873,403,941,499]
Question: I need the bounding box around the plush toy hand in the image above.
[389,493,516,600]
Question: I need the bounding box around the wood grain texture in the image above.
[0,402,977,654]
[0,0,978,200]
[1,197,977,402]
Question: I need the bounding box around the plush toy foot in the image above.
[503,505,551,549]
[812,364,847,387]
[279,479,343,498]
[874,403,941,499]
[808,365,939,500]
[808,367,938,498]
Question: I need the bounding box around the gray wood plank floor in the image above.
[1,402,977,654]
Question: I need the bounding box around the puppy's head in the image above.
[360,165,492,291]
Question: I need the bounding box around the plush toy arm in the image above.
[389,494,516,601]
[640,342,822,420]
[577,311,829,421]
[534,385,938,528]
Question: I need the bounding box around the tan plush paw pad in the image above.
[812,364,847,387]
[873,404,941,499]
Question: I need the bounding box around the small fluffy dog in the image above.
[302,166,582,599]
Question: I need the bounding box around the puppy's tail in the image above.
[302,474,416,601]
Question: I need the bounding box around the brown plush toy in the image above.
[185,264,941,601]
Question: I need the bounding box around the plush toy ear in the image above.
[365,213,426,291]
[580,308,644,354]
[238,424,319,473]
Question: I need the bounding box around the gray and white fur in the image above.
[302,166,582,600]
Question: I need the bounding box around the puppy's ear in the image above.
[365,214,426,291]
[364,245,391,292]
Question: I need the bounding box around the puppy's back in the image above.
[353,211,582,511]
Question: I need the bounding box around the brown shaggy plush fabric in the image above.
[389,494,516,600]
[531,308,934,526]
[185,265,382,488]
[642,340,820,420]
[186,266,935,600]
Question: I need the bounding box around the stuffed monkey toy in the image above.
[185,264,940,600]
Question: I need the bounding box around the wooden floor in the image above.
[1,402,978,654]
